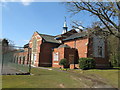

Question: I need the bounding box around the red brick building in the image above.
[55,29,78,43]
[52,31,109,68]
[52,44,78,68]
[29,31,60,67]
[14,20,109,68]
[14,44,30,65]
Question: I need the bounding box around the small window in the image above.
[53,52,59,61]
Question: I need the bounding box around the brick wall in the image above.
[64,36,109,68]
[14,50,29,65]
[52,47,64,68]
[52,47,77,68]
[40,42,59,67]
[64,37,89,58]
[29,32,42,67]
[94,40,109,68]
[29,32,60,67]
[64,48,78,65]
[89,36,109,68]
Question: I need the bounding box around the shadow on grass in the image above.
[2,72,31,75]
[71,67,120,71]
[95,67,120,70]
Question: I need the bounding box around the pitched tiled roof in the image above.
[15,49,24,53]
[63,32,88,41]
[55,29,77,37]
[24,43,29,48]
[39,33,60,44]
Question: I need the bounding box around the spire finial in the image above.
[65,16,66,22]
[64,16,67,27]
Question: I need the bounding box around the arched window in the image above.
[23,56,25,64]
[98,46,102,56]
[93,35,105,58]
[19,56,21,64]
[32,38,37,52]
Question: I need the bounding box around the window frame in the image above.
[53,52,59,61]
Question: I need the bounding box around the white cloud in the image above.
[1,0,16,1]
[0,0,34,6]
[20,0,34,6]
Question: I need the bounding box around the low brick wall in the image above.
[70,64,79,69]
[70,64,75,69]
[75,64,79,69]
[59,65,64,69]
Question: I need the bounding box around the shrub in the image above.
[59,58,67,67]
[78,58,95,70]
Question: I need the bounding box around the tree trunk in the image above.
[118,38,120,67]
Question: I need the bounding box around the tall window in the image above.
[98,46,102,56]
[19,56,21,64]
[23,56,25,64]
[33,38,37,52]
[31,54,36,65]
[53,52,59,61]
[93,35,105,58]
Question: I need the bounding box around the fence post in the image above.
[28,47,31,74]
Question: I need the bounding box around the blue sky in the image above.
[2,2,97,47]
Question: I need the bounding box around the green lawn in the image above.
[2,67,85,88]
[68,69,119,88]
[2,67,119,88]
[85,69,119,88]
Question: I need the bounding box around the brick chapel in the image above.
[14,20,109,69]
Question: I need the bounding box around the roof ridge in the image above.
[38,33,55,37]
[36,31,60,44]
[63,32,88,41]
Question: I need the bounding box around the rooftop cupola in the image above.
[62,17,68,34]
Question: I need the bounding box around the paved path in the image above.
[2,65,28,75]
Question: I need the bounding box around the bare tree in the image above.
[64,1,120,38]
[71,20,85,32]
[64,1,120,66]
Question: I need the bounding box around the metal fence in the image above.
[1,45,31,75]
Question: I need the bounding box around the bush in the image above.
[78,58,95,70]
[59,58,67,67]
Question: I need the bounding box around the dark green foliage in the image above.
[59,58,67,66]
[107,35,120,67]
[79,58,95,70]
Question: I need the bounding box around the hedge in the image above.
[78,58,95,70]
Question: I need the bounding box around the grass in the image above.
[68,69,119,88]
[85,69,119,88]
[2,67,119,88]
[2,67,85,88]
